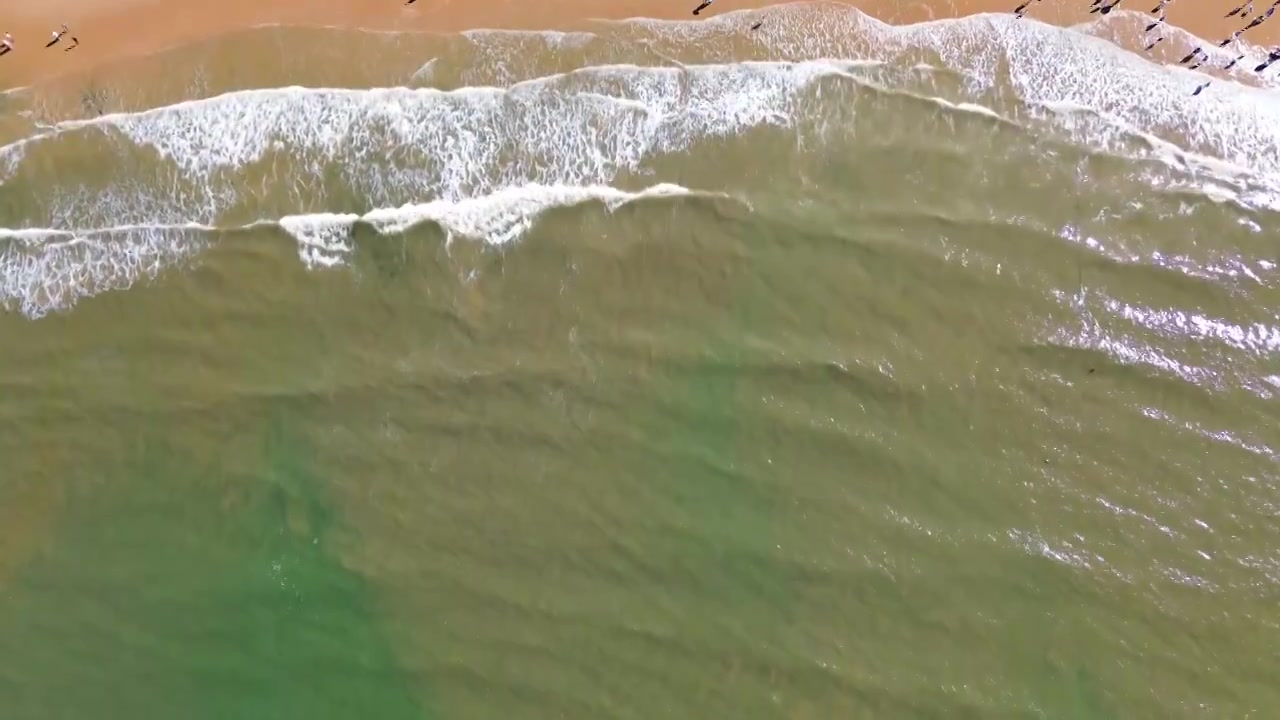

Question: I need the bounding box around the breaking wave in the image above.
[1,2,1278,323]
[0,183,705,317]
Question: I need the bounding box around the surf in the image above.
[2,3,1278,324]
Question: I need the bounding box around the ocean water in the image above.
[1,2,1278,716]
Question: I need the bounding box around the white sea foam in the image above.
[1,184,703,314]
[1076,10,1280,90]
[0,224,211,318]
[18,7,1275,211]
[1,58,836,316]
[280,182,700,268]
[4,3,1280,319]
[900,16,1280,180]
[28,60,849,196]
[4,8,1277,201]
[461,29,596,49]
[458,30,597,85]
[613,5,1280,187]
[409,58,438,84]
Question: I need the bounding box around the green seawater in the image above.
[2,5,1279,718]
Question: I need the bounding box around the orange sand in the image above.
[0,0,1276,91]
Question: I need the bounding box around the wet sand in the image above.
[1,0,1277,91]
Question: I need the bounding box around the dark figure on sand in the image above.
[1241,1,1280,31]
[0,32,13,56]
[46,24,68,48]
[1226,2,1253,17]
[693,0,713,16]
[64,36,78,52]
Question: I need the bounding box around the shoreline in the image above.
[1,0,1278,93]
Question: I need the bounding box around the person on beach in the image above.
[1091,1,1122,16]
[1240,0,1279,32]
[1254,47,1280,72]
[692,0,713,16]
[0,33,13,56]
[1227,2,1254,18]
[46,25,69,48]
[45,25,68,48]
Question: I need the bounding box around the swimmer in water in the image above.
[1191,80,1211,96]
[1145,36,1164,51]
[750,21,763,31]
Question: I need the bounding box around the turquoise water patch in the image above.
[0,417,429,720]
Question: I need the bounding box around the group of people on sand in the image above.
[1013,0,1280,96]
[0,24,78,58]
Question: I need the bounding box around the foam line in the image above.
[3,2,1279,323]
[280,182,704,267]
[1,183,709,316]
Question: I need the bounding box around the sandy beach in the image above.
[1,0,1278,91]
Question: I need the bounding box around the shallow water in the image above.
[1,3,1278,717]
